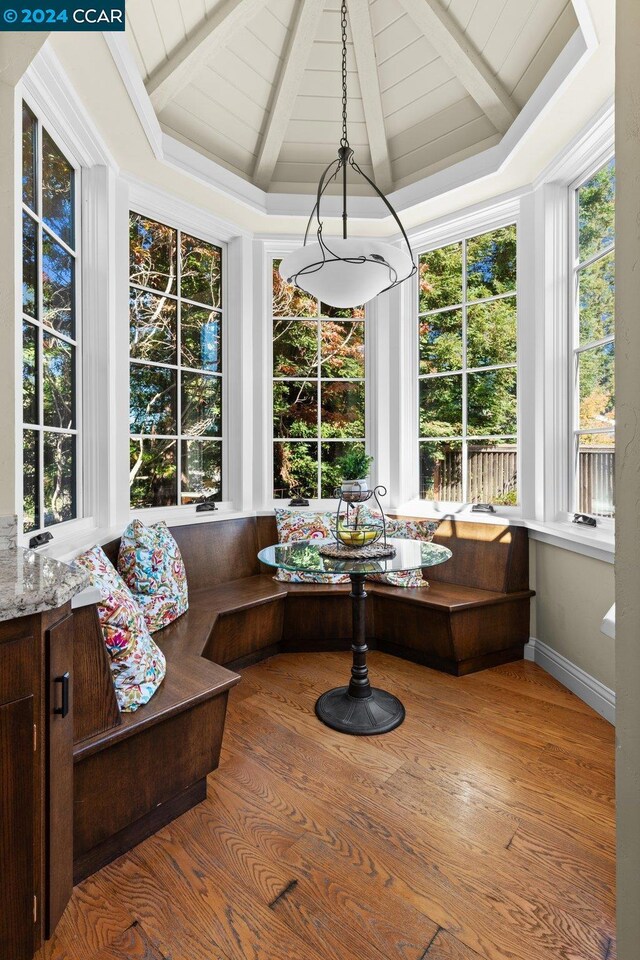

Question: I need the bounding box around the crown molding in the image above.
[23,42,118,170]
[124,173,251,243]
[533,95,614,188]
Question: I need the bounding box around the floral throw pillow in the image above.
[118,520,188,632]
[273,508,350,584]
[358,507,441,587]
[73,545,166,712]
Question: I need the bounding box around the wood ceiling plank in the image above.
[253,0,326,189]
[347,0,393,191]
[146,0,266,113]
[397,0,518,134]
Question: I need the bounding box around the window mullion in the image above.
[571,158,616,518]
[176,228,182,505]
[36,115,45,532]
[461,238,468,502]
[317,311,321,498]
[576,242,615,274]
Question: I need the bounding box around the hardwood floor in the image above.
[38,653,616,960]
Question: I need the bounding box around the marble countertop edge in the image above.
[0,547,90,623]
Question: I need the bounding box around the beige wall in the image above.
[615,0,640,955]
[531,542,615,689]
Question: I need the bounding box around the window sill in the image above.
[36,506,257,563]
[387,501,615,563]
[130,503,247,528]
[391,500,525,527]
[525,520,614,564]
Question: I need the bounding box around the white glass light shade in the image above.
[279,238,414,308]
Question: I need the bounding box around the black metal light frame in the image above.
[282,1,417,298]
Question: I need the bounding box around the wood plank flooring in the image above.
[38,653,616,960]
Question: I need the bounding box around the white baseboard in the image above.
[525,637,615,725]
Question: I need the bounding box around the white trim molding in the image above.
[525,637,615,724]
[24,43,117,170]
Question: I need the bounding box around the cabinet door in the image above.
[46,615,74,939]
[0,696,35,960]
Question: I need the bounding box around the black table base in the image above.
[314,573,405,736]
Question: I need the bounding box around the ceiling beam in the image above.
[347,0,393,192]
[253,0,324,189]
[397,0,518,134]
[146,0,266,113]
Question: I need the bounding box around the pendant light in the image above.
[279,1,416,309]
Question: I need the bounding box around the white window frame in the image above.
[18,49,122,553]
[120,179,250,524]
[393,194,527,519]
[567,156,615,528]
[270,255,368,503]
[416,228,518,509]
[19,92,85,542]
[261,242,375,510]
[128,210,226,512]
[524,100,615,562]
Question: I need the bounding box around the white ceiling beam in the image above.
[146,0,266,113]
[397,0,518,134]
[253,0,325,189]
[347,0,393,192]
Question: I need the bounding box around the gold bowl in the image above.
[334,524,382,548]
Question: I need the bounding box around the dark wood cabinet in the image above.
[0,695,35,960]
[0,605,76,960]
[46,614,74,939]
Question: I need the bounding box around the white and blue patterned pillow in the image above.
[118,520,189,632]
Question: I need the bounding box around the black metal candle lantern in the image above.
[333,484,388,550]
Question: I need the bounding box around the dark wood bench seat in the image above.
[157,576,287,658]
[73,654,238,762]
[282,578,533,610]
[370,580,533,611]
[72,514,534,883]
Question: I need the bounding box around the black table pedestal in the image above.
[315,573,405,735]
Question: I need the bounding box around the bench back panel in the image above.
[101,518,261,592]
[258,513,528,593]
[425,520,528,593]
[170,519,260,590]
[101,514,529,594]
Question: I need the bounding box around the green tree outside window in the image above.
[129,213,223,508]
[418,225,518,505]
[273,261,367,499]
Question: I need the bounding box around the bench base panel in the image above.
[377,639,526,676]
[73,778,207,885]
[73,694,228,883]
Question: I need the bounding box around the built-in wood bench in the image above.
[71,513,534,882]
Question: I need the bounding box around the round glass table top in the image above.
[258,538,452,576]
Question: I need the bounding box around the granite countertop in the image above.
[0,547,89,622]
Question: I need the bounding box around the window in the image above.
[129,213,223,508]
[571,159,615,519]
[21,102,79,534]
[272,261,365,499]
[418,226,518,505]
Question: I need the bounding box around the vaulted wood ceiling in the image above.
[125,0,579,195]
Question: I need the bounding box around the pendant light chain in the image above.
[278,0,417,308]
[340,0,349,148]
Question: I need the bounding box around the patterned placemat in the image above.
[319,542,397,559]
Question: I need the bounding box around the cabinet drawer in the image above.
[0,633,36,706]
